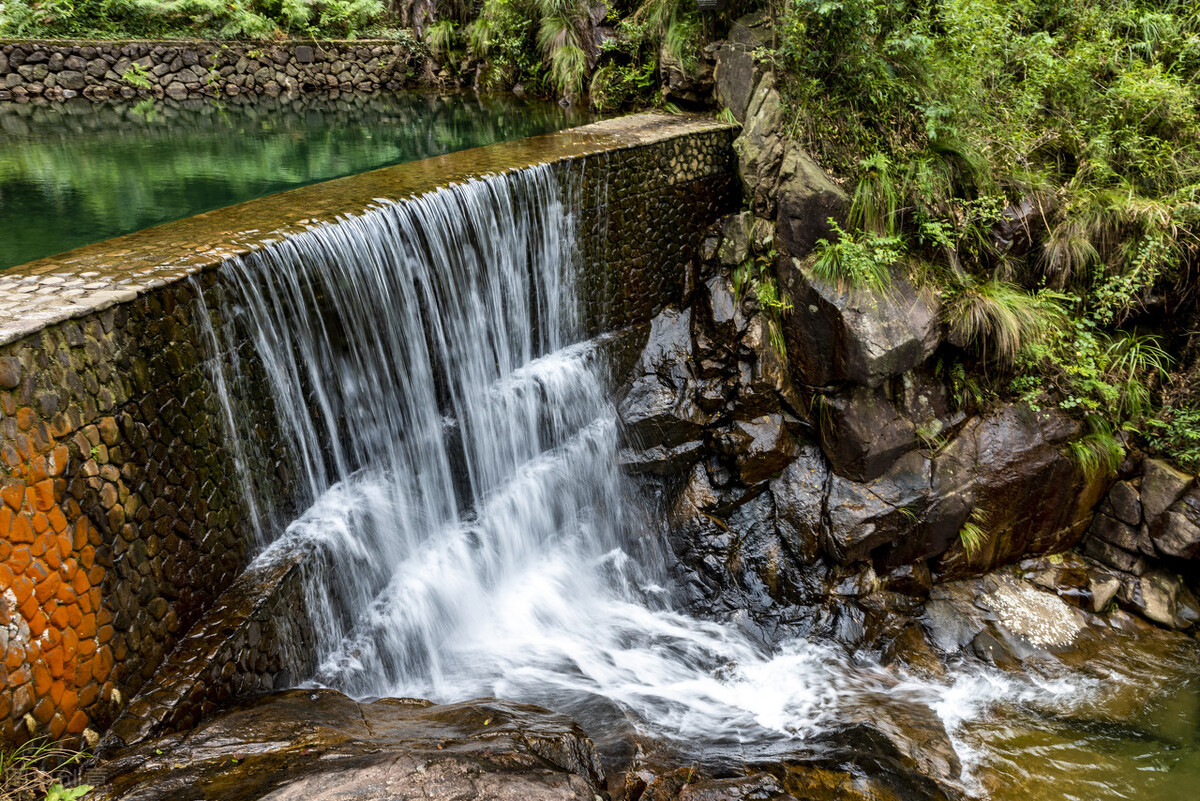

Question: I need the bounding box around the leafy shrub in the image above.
[0,0,389,39]
[809,220,900,293]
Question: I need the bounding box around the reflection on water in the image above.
[0,91,592,268]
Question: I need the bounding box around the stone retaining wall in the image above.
[0,39,423,102]
[0,113,738,747]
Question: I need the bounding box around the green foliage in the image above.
[958,507,988,558]
[0,0,390,39]
[1146,406,1200,474]
[735,248,792,358]
[45,784,94,801]
[1068,416,1124,482]
[121,62,151,90]
[0,738,91,801]
[769,0,1200,468]
[809,220,899,293]
[942,278,1064,370]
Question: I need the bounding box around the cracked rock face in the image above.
[89,689,605,801]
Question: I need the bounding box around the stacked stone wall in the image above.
[0,114,739,747]
[0,39,423,102]
[0,274,293,747]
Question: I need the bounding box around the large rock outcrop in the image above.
[733,75,848,257]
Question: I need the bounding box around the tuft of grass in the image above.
[0,738,93,801]
[425,18,458,57]
[810,221,900,293]
[849,153,900,237]
[716,107,740,126]
[943,277,1065,369]
[958,507,989,558]
[1068,416,1124,482]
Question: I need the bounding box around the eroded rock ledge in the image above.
[89,689,606,801]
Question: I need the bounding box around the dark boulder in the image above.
[818,384,918,482]
[930,404,1108,574]
[618,308,707,475]
[824,451,930,563]
[768,444,829,565]
[1139,458,1192,525]
[730,413,798,484]
[774,146,851,259]
[1152,486,1200,559]
[776,258,939,388]
[90,690,604,801]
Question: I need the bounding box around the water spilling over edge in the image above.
[191,161,1125,791]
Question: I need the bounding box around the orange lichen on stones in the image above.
[0,481,24,511]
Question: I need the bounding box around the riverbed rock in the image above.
[1117,568,1200,630]
[89,689,605,800]
[775,259,940,388]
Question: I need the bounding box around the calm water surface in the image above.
[0,91,591,268]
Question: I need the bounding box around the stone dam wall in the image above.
[0,39,424,102]
[0,113,738,747]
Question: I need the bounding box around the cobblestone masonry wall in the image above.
[0,113,738,748]
[0,39,423,103]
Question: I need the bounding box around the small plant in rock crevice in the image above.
[0,738,93,801]
[958,507,989,559]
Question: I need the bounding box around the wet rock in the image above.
[931,404,1107,574]
[731,413,797,484]
[1089,572,1122,612]
[714,12,771,122]
[90,689,604,801]
[1117,568,1200,630]
[825,451,930,563]
[881,561,933,597]
[618,308,706,475]
[770,697,963,800]
[768,444,828,565]
[818,384,917,482]
[1151,486,1200,559]
[676,773,794,800]
[776,260,939,388]
[1139,458,1192,525]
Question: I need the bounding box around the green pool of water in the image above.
[962,623,1200,800]
[0,92,592,269]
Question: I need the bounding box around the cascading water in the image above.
[198,162,1104,785]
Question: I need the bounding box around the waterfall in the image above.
[198,162,1090,772]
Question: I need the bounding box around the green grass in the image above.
[0,738,92,801]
